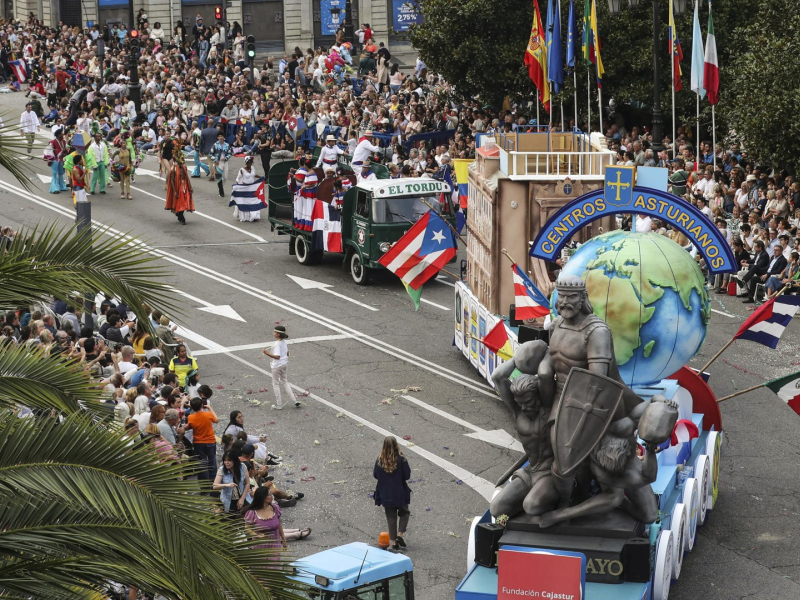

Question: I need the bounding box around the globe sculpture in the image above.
[550,231,710,386]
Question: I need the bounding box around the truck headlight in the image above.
[379,242,391,253]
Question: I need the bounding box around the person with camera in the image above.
[185,396,218,482]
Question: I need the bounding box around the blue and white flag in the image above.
[228,177,267,213]
[734,295,800,349]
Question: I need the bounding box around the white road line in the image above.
[172,288,214,308]
[435,275,456,288]
[0,179,495,397]
[402,395,523,453]
[420,297,450,311]
[191,334,352,356]
[131,184,267,242]
[222,352,495,501]
[710,308,736,318]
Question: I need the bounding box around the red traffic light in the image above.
[214,6,222,19]
[129,29,139,38]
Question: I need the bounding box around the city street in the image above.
[1,99,799,600]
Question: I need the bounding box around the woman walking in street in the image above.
[113,135,132,199]
[373,435,411,551]
[48,128,69,194]
[165,149,195,224]
[262,325,299,410]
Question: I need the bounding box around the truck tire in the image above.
[294,235,314,265]
[350,251,370,285]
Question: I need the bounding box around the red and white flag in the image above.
[512,263,551,319]
[311,200,343,252]
[703,4,719,105]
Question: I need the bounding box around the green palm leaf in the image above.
[0,117,37,192]
[0,412,307,599]
[0,222,179,326]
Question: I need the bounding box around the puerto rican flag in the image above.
[9,59,28,83]
[765,370,800,416]
[228,177,266,213]
[734,295,800,349]
[378,209,457,290]
[311,200,343,252]
[512,263,551,319]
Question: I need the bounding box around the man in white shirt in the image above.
[692,168,714,198]
[351,130,381,178]
[19,103,40,157]
[635,214,652,233]
[316,135,344,169]
[117,346,138,375]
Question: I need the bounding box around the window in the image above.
[338,574,408,599]
[356,191,370,218]
[372,195,450,224]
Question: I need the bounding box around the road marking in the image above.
[0,179,495,397]
[420,297,450,311]
[435,275,456,288]
[131,184,267,242]
[36,173,52,184]
[197,304,246,322]
[222,351,496,501]
[402,395,523,453]
[287,274,379,312]
[710,308,736,318]
[191,334,352,356]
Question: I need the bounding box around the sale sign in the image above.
[498,546,586,600]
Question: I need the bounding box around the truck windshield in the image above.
[372,195,453,224]
[297,589,335,600]
[337,573,408,599]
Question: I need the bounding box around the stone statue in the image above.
[490,373,558,519]
[491,274,674,527]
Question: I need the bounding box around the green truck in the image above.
[267,159,457,285]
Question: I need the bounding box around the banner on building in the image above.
[320,0,346,37]
[392,0,422,32]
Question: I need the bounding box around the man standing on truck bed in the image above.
[316,134,344,169]
[351,129,381,179]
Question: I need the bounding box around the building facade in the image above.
[8,0,394,54]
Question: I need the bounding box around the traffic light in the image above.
[215,6,223,21]
[246,35,256,59]
[129,29,140,57]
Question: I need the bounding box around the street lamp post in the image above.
[608,0,686,151]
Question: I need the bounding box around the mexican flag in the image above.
[703,4,719,105]
[764,370,800,415]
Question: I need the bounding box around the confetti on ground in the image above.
[336,412,345,418]
[249,399,261,406]
[449,452,455,457]
[402,435,412,440]
[258,388,269,393]
[242,259,254,264]
[356,423,365,427]
[426,507,431,511]
[331,480,347,485]
[331,493,341,498]
[447,531,462,538]
[305,412,309,416]
[329,459,340,463]
[407,442,415,447]
[381,398,393,405]
[368,493,374,498]
[269,420,276,425]
[246,390,254,394]
[300,467,307,471]
[214,385,225,390]
[286,480,295,484]
[443,446,449,450]
[314,440,321,445]
[455,480,463,485]
[301,476,316,482]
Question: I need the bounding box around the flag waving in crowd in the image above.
[482,320,514,361]
[228,177,266,222]
[525,0,550,111]
[378,209,457,308]
[583,0,604,87]
[733,295,800,349]
[511,263,551,319]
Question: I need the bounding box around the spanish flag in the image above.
[525,0,550,111]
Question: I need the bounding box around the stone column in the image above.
[284,0,313,54]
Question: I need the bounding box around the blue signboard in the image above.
[530,166,737,275]
[98,0,127,7]
[392,0,422,32]
[320,0,346,37]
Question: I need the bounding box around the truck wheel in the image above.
[294,235,314,265]
[350,252,370,285]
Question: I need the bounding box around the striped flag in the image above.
[378,209,457,290]
[9,59,28,83]
[582,0,604,87]
[311,199,343,252]
[703,2,719,105]
[228,177,266,213]
[512,263,551,319]
[525,0,550,111]
[734,295,800,349]
[690,0,706,97]
[483,320,514,361]
[764,370,800,416]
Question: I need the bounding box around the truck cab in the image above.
[290,542,414,600]
[342,178,456,284]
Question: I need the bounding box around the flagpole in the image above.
[561,100,564,131]
[712,104,716,170]
[716,383,765,404]
[501,248,519,266]
[418,198,468,247]
[573,69,578,129]
[597,85,603,138]
[537,100,541,129]
[696,94,700,153]
[587,70,591,133]
[671,15,677,155]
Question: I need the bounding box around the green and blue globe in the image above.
[551,231,710,386]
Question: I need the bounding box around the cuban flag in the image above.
[311,200,343,252]
[9,59,28,83]
[734,295,800,349]
[378,209,457,290]
[512,263,551,319]
[228,177,267,213]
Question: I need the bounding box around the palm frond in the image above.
[0,343,107,415]
[0,222,180,326]
[0,412,308,599]
[0,118,37,192]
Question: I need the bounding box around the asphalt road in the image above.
[1,94,799,600]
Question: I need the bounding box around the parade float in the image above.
[452,129,735,599]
